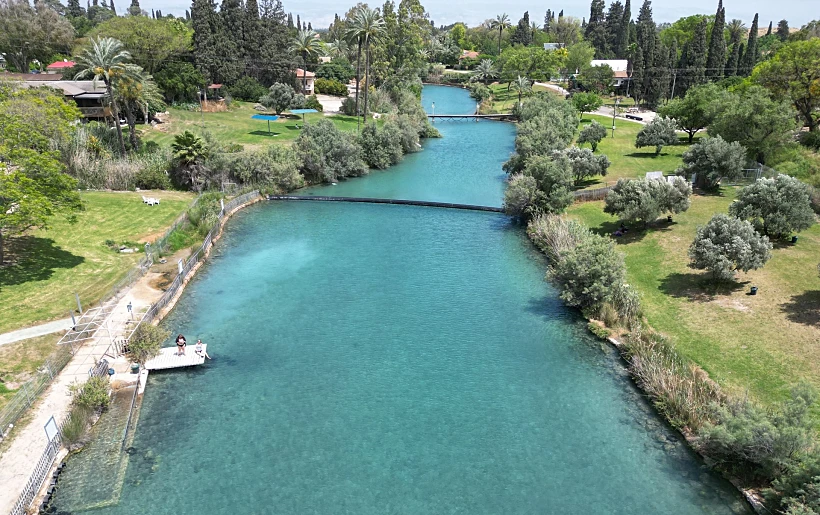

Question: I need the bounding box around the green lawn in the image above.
[0,334,59,410]
[486,83,564,112]
[567,193,820,416]
[0,191,194,333]
[576,114,699,190]
[142,102,361,148]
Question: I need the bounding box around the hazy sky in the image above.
[139,0,817,32]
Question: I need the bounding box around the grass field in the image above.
[0,191,194,333]
[576,114,699,189]
[141,102,361,148]
[0,334,58,409]
[567,192,820,416]
[486,83,565,112]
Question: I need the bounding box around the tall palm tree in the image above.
[348,7,385,124]
[116,65,164,151]
[74,37,135,154]
[490,14,510,55]
[290,29,323,94]
[326,38,349,59]
[513,75,531,107]
[345,10,366,122]
[473,59,498,85]
[727,19,746,42]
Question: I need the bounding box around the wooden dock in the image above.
[144,345,207,371]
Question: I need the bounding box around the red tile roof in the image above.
[295,68,315,78]
[459,50,480,60]
[47,61,76,69]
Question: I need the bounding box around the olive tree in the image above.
[259,83,296,115]
[559,146,611,185]
[689,213,772,281]
[604,177,692,227]
[549,233,626,313]
[678,136,747,190]
[523,154,575,214]
[503,173,544,219]
[729,175,816,238]
[635,117,678,155]
[295,119,368,183]
[577,120,607,151]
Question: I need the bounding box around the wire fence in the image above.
[573,185,613,202]
[8,434,61,515]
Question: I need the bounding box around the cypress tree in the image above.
[558,10,563,18]
[128,0,140,16]
[724,29,741,76]
[511,11,532,46]
[67,0,84,17]
[307,21,312,30]
[617,0,631,58]
[636,0,655,67]
[258,0,291,85]
[585,0,609,57]
[243,0,262,79]
[155,9,161,17]
[644,40,668,107]
[686,17,707,90]
[192,0,223,84]
[776,20,789,41]
[706,0,726,81]
[766,20,772,35]
[296,14,300,30]
[218,0,245,83]
[287,12,293,29]
[739,14,758,75]
[605,1,624,59]
[631,44,644,103]
[302,21,306,30]
[668,39,678,98]
[109,0,115,13]
[151,8,154,18]
[544,9,552,32]
[185,9,190,20]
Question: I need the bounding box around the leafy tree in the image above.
[498,47,561,83]
[505,98,579,172]
[678,136,747,190]
[522,154,574,214]
[503,173,544,219]
[708,85,798,163]
[577,120,607,151]
[578,64,614,94]
[776,20,790,42]
[657,83,723,143]
[0,0,75,73]
[259,82,296,114]
[490,13,511,55]
[604,177,691,227]
[564,41,595,79]
[472,59,498,84]
[128,324,170,365]
[560,146,610,185]
[467,83,491,103]
[739,13,759,76]
[358,121,404,169]
[706,1,726,81]
[753,39,820,133]
[89,16,192,74]
[74,37,136,155]
[688,213,772,280]
[550,232,626,312]
[551,15,583,46]
[635,117,678,154]
[571,91,603,118]
[171,131,210,191]
[584,0,608,57]
[154,62,206,103]
[229,76,268,102]
[295,118,367,182]
[316,59,355,82]
[729,175,816,238]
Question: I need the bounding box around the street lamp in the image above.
[611,98,620,138]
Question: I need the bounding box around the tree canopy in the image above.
[729,175,815,238]
[689,213,772,281]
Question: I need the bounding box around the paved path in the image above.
[0,318,74,347]
[533,82,569,97]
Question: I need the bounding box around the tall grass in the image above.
[526,214,592,264]
[61,405,92,447]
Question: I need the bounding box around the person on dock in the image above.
[176,334,187,356]
[195,339,211,360]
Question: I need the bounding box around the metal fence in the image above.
[573,186,613,202]
[8,434,61,515]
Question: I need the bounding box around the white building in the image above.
[590,59,629,86]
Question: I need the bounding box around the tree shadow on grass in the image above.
[780,291,820,327]
[624,152,668,158]
[248,130,281,137]
[658,272,748,302]
[0,236,84,290]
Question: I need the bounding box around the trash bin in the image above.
[792,236,798,244]
[130,363,140,374]
[750,286,758,295]
[107,368,115,376]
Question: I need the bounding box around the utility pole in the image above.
[611,98,620,138]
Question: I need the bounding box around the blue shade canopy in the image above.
[288,109,318,114]
[251,114,279,121]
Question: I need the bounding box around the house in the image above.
[294,68,315,94]
[543,43,565,51]
[0,55,6,70]
[46,60,76,74]
[458,50,480,61]
[18,78,110,119]
[590,59,629,87]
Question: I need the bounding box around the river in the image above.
[50,85,748,514]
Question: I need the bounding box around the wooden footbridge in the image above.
[427,113,515,121]
[267,195,504,213]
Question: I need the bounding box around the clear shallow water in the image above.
[52,85,748,514]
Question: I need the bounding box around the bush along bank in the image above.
[509,95,820,514]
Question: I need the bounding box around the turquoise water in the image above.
[52,86,748,514]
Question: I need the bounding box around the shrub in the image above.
[295,118,368,183]
[610,282,642,328]
[697,383,817,482]
[587,321,612,340]
[526,214,592,263]
[559,146,610,185]
[504,96,579,173]
[358,121,404,169]
[799,131,820,151]
[341,96,360,116]
[624,330,721,431]
[689,213,773,281]
[259,83,296,114]
[134,154,173,190]
[604,177,691,227]
[314,78,348,96]
[549,232,626,313]
[316,59,355,83]
[367,88,395,114]
[128,324,171,365]
[577,120,607,151]
[71,376,110,410]
[229,76,268,102]
[523,154,575,214]
[635,117,678,154]
[677,135,747,190]
[729,174,816,238]
[60,405,92,447]
[304,94,323,112]
[571,91,602,117]
[223,146,304,193]
[393,114,422,153]
[467,83,491,103]
[503,174,544,219]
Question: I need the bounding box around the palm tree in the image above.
[172,131,209,192]
[116,65,164,150]
[490,14,510,55]
[290,29,323,94]
[326,38,349,59]
[345,10,366,122]
[513,75,531,107]
[348,7,385,124]
[473,59,498,85]
[727,19,746,42]
[74,37,135,154]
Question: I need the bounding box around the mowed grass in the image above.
[576,114,699,189]
[0,191,194,333]
[487,82,565,112]
[141,101,361,148]
[567,192,820,416]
